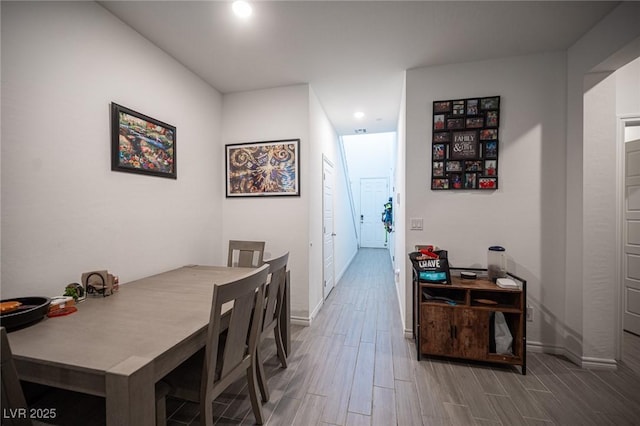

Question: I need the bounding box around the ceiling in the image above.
[99,1,618,136]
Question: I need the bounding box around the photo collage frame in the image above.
[432,96,500,190]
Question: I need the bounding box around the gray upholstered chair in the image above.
[156,264,270,425]
[255,252,289,402]
[227,240,265,268]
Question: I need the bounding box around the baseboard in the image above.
[290,298,324,327]
[526,340,565,355]
[581,356,618,370]
[336,249,358,284]
[291,316,311,327]
[527,340,618,370]
[309,298,323,322]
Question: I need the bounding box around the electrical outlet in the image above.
[526,306,533,322]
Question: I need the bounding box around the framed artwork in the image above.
[466,117,484,128]
[431,96,500,190]
[433,132,450,142]
[446,160,462,172]
[446,118,464,129]
[467,99,479,115]
[111,103,176,179]
[433,144,446,160]
[225,139,300,197]
[434,101,451,113]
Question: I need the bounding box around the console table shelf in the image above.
[413,267,527,374]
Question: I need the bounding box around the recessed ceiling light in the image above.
[354,111,365,119]
[232,1,252,19]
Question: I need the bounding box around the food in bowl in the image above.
[0,301,22,313]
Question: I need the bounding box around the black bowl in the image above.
[0,297,51,331]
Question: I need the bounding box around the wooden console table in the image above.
[413,267,526,374]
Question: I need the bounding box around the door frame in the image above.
[322,155,336,301]
[359,176,389,248]
[617,114,640,360]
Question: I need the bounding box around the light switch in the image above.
[410,218,423,230]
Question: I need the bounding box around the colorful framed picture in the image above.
[431,96,500,190]
[225,139,300,197]
[433,144,446,160]
[485,160,497,176]
[480,96,500,110]
[484,141,498,158]
[447,118,464,129]
[434,101,452,113]
[450,174,463,189]
[452,100,465,115]
[446,160,462,172]
[479,177,497,189]
[464,173,477,189]
[433,132,450,143]
[433,161,444,176]
[466,117,484,128]
[111,103,176,179]
[464,160,483,172]
[467,99,479,115]
[480,129,498,140]
[486,110,499,127]
[432,178,449,189]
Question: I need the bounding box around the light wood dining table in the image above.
[6,264,290,426]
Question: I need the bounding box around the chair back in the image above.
[203,264,269,396]
[227,240,265,268]
[262,252,289,334]
[1,327,32,426]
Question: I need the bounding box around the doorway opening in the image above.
[341,132,396,249]
[621,118,640,373]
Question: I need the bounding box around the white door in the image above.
[624,138,640,335]
[360,177,388,248]
[323,158,335,299]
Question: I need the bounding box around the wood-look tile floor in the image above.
[28,248,640,425]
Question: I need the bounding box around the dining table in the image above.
[6,264,290,426]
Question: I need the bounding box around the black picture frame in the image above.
[431,96,500,190]
[111,103,176,179]
[225,139,300,197]
[433,144,446,160]
[434,101,452,113]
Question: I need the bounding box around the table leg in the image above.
[105,356,155,426]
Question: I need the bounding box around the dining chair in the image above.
[1,327,32,426]
[156,264,269,426]
[227,240,266,268]
[255,252,289,403]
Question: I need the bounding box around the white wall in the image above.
[567,2,640,365]
[394,73,408,331]
[616,56,640,116]
[221,85,311,320]
[308,86,356,318]
[220,84,357,322]
[405,52,568,347]
[309,89,358,296]
[1,2,223,298]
